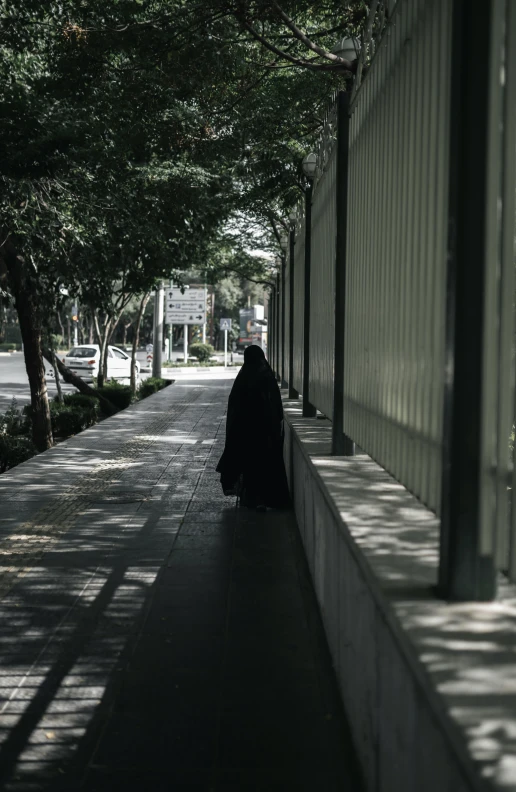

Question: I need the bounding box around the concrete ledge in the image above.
[283,397,516,792]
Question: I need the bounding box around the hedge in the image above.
[138,377,171,400]
[95,381,133,411]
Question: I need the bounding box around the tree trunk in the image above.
[131,292,150,393]
[89,317,94,344]
[93,312,111,388]
[66,316,71,349]
[52,350,64,404]
[56,311,65,345]
[1,241,53,451]
[42,350,116,415]
[123,320,132,347]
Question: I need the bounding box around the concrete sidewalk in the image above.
[0,378,362,791]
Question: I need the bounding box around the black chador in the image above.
[216,345,290,510]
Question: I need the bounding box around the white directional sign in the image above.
[167,288,206,302]
[220,318,232,331]
[166,287,207,325]
[167,311,206,325]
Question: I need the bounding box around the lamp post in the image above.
[301,153,317,417]
[288,211,298,399]
[275,269,281,382]
[279,235,288,389]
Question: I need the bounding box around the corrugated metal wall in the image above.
[309,107,337,418]
[292,214,305,394]
[283,254,290,388]
[343,0,452,513]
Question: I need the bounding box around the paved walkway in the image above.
[0,377,362,791]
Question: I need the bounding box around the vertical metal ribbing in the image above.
[480,2,505,561]
[281,254,287,388]
[492,0,516,575]
[438,0,498,601]
[288,228,298,399]
[506,2,516,580]
[293,216,305,393]
[269,288,275,369]
[332,91,354,455]
[431,0,451,512]
[417,1,433,507]
[275,272,281,380]
[302,185,316,417]
[405,1,418,496]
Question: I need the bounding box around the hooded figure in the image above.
[216,345,290,510]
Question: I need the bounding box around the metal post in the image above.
[288,229,298,399]
[302,185,316,417]
[281,253,287,389]
[73,297,79,347]
[183,323,188,364]
[267,286,276,371]
[275,273,281,381]
[438,0,498,601]
[332,91,355,455]
[152,283,164,377]
[168,279,173,362]
[224,329,228,367]
[203,281,207,343]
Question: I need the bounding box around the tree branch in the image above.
[270,2,354,67]
[238,17,353,72]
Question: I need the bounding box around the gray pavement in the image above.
[0,377,362,791]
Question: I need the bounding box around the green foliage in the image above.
[0,344,18,352]
[189,342,215,363]
[96,381,133,412]
[0,435,37,474]
[138,377,171,399]
[62,393,100,414]
[0,399,30,436]
[50,402,98,437]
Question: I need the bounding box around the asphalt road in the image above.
[0,351,150,411]
[0,349,244,411]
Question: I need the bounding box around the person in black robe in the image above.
[216,345,290,510]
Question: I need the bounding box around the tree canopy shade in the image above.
[0,0,367,449]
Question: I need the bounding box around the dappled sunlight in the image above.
[288,413,516,786]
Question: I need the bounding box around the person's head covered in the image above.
[243,345,266,366]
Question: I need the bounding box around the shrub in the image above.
[50,403,98,437]
[0,435,37,473]
[96,381,133,411]
[189,342,215,363]
[0,343,17,352]
[138,377,171,400]
[1,399,30,436]
[62,393,101,415]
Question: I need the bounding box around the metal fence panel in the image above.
[309,106,337,418]
[284,254,290,389]
[292,213,305,393]
[343,0,451,513]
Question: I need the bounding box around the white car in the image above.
[50,345,140,383]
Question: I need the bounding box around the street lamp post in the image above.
[301,153,317,418]
[279,236,288,389]
[288,211,298,399]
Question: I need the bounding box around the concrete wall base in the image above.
[283,397,516,792]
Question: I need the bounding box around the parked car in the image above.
[47,345,140,383]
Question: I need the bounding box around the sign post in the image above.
[220,318,232,368]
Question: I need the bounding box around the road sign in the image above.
[166,301,205,311]
[167,288,206,303]
[220,318,232,331]
[166,311,206,325]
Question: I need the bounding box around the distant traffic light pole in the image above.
[72,299,79,346]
